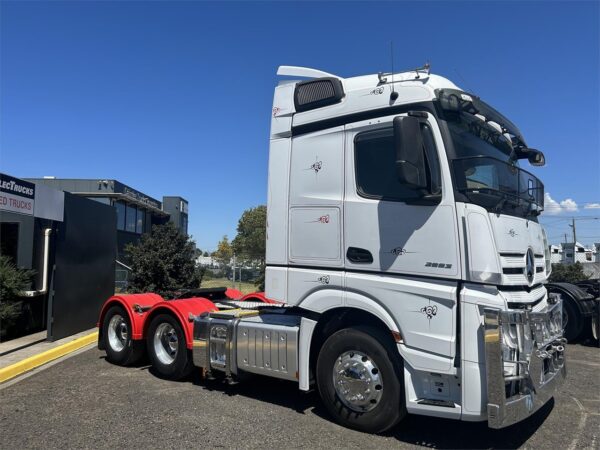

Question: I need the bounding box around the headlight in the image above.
[542,228,552,276]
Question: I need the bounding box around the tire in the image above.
[562,297,583,342]
[316,326,406,433]
[102,306,143,366]
[146,313,192,380]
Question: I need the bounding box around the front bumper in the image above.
[484,300,566,428]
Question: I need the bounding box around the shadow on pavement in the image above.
[385,399,553,449]
[189,370,554,448]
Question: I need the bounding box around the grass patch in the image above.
[201,277,257,295]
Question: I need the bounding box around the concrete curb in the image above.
[0,331,98,384]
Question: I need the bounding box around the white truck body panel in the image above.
[261,66,563,426]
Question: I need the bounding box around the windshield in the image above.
[446,108,544,219]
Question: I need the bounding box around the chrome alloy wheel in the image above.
[153,323,179,365]
[333,350,383,412]
[107,314,128,352]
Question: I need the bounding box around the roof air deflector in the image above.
[277,66,342,79]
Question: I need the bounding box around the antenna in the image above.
[453,68,476,95]
[390,42,398,101]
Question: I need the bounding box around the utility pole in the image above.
[569,218,577,245]
[232,253,236,288]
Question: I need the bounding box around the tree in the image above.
[213,235,233,267]
[549,262,590,284]
[232,205,267,290]
[232,205,266,261]
[0,255,34,325]
[126,223,203,298]
[203,251,209,257]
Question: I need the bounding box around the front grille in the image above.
[500,284,546,304]
[499,252,545,285]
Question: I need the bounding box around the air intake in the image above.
[294,77,344,112]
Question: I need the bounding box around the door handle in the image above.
[346,247,373,264]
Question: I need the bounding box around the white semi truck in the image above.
[98,64,565,433]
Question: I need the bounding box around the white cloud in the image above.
[560,198,578,212]
[544,193,561,214]
[543,193,578,215]
[584,203,600,209]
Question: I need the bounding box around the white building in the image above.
[549,244,563,264]
[196,255,220,268]
[562,242,595,264]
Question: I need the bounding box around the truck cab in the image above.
[265,65,564,429]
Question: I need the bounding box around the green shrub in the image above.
[125,223,203,298]
[0,255,35,330]
[549,262,590,283]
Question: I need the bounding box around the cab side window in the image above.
[355,123,441,201]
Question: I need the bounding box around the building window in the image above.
[0,223,19,262]
[354,124,441,201]
[116,201,126,231]
[145,211,152,233]
[136,207,144,234]
[181,215,188,234]
[126,204,136,233]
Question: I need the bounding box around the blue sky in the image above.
[1,1,598,250]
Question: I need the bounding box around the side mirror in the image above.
[527,149,545,167]
[393,116,427,190]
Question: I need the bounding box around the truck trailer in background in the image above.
[97,65,565,433]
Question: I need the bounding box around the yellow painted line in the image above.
[0,331,98,384]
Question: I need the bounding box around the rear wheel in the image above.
[146,314,192,380]
[102,306,143,365]
[316,326,406,433]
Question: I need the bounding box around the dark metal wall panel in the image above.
[48,193,116,340]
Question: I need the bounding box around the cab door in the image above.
[343,112,460,360]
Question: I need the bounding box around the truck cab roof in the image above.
[271,65,462,138]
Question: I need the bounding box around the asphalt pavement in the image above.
[0,343,598,449]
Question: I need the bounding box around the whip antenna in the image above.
[390,41,398,101]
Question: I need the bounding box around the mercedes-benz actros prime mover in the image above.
[98,64,565,433]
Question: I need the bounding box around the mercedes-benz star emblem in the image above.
[525,248,535,284]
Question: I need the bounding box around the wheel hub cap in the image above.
[154,323,178,365]
[333,351,383,412]
[107,315,128,352]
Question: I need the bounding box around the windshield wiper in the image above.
[492,193,507,213]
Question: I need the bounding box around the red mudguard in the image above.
[98,289,277,349]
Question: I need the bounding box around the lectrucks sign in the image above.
[0,173,35,216]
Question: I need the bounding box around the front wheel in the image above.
[146,314,192,380]
[316,326,406,433]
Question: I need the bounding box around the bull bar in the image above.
[484,298,566,428]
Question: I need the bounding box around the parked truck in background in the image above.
[98,64,565,433]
